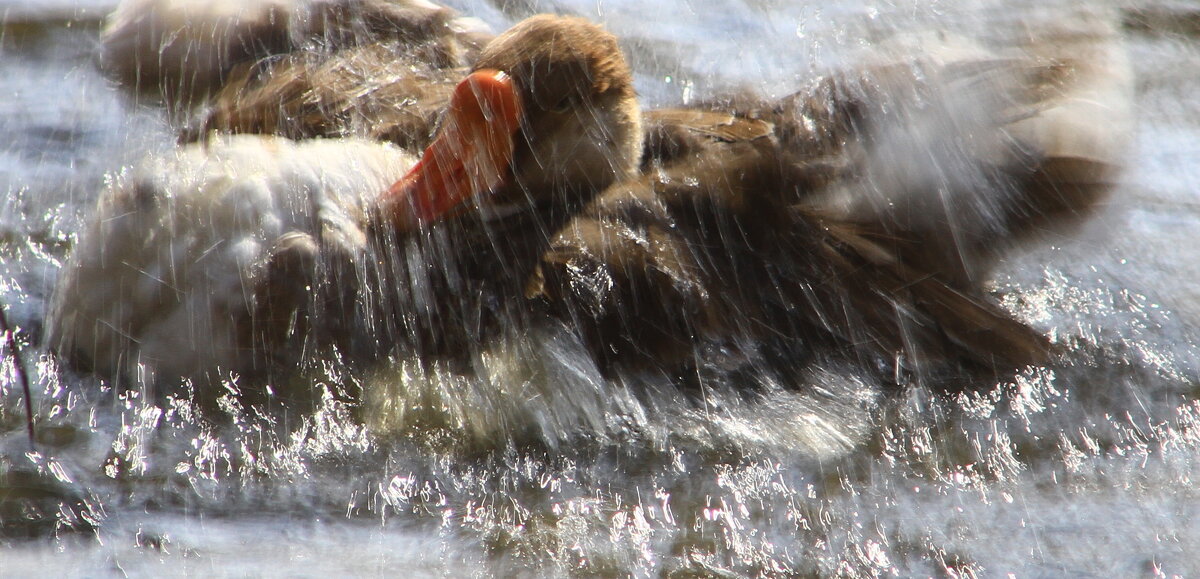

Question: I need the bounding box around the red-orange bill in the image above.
[379,69,523,231]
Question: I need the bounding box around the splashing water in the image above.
[2,0,1200,576]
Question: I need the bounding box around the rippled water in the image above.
[3,0,1200,576]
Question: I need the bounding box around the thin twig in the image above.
[0,302,36,452]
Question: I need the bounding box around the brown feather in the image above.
[536,140,1055,381]
[183,44,460,150]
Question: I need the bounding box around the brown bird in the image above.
[531,16,1131,384]
[349,13,644,362]
[49,14,644,389]
[57,10,1123,397]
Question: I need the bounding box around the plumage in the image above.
[101,0,493,113]
[47,136,415,384]
[49,15,644,389]
[533,14,1131,382]
[54,6,1127,396]
[180,43,462,150]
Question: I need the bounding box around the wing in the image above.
[46,136,414,386]
[533,144,1053,380]
[182,44,460,151]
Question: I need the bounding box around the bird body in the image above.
[51,15,645,390]
[535,10,1131,381]
[48,136,416,385]
[101,0,493,114]
[52,8,1129,395]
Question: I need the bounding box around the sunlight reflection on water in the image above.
[2,0,1200,576]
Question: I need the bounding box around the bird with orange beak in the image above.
[48,15,645,388]
[346,14,645,364]
[374,14,643,235]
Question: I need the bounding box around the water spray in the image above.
[0,302,35,452]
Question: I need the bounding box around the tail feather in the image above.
[797,213,1055,374]
[784,6,1131,286]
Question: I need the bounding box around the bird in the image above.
[45,136,417,388]
[177,42,464,152]
[53,9,1124,399]
[530,10,1131,385]
[100,0,494,116]
[47,15,644,393]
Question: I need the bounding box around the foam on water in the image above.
[2,0,1200,576]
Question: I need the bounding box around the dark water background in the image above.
[3,0,1200,576]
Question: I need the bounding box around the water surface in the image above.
[2,0,1200,576]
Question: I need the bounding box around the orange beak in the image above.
[378,69,523,231]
